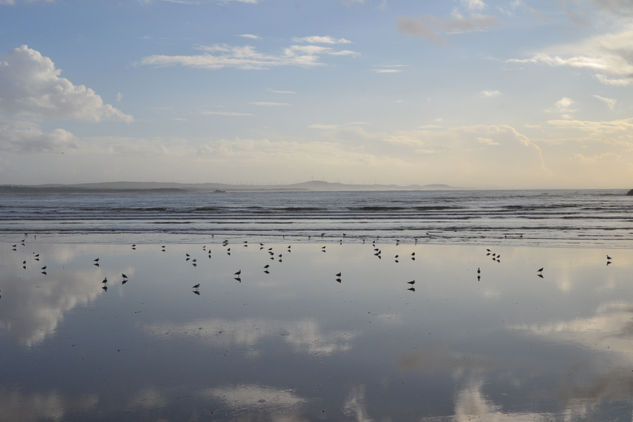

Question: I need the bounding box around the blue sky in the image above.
[1,0,632,187]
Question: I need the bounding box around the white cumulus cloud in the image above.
[0,45,133,122]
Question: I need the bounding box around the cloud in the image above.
[591,0,633,15]
[461,0,486,11]
[141,40,357,70]
[201,385,305,410]
[371,65,405,73]
[398,9,497,43]
[0,45,133,122]
[0,121,77,153]
[547,97,576,116]
[508,26,633,86]
[239,33,260,39]
[293,35,351,44]
[141,0,257,4]
[267,88,296,95]
[200,110,253,116]
[145,318,356,355]
[593,94,616,110]
[0,0,53,5]
[249,101,290,107]
[480,89,501,97]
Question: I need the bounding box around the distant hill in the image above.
[0,180,458,193]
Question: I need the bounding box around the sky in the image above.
[1,0,632,188]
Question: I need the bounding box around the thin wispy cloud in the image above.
[201,110,253,116]
[480,89,501,97]
[249,101,290,107]
[293,35,352,44]
[593,94,616,110]
[267,88,296,95]
[508,27,633,86]
[141,39,357,70]
[398,7,497,43]
[372,64,406,73]
[239,33,260,39]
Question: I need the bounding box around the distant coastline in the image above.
[0,180,457,194]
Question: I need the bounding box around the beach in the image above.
[1,228,632,421]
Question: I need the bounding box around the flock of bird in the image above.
[7,232,618,298]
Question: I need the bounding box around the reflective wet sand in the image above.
[1,235,632,421]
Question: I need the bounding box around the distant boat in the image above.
[214,189,226,193]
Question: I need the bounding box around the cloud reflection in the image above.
[0,389,97,422]
[145,318,356,356]
[0,270,100,346]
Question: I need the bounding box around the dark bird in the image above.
[264,270,270,274]
[336,278,341,283]
[264,264,270,269]
[102,285,108,291]
[193,283,200,289]
[408,287,415,292]
[94,258,99,262]
[41,266,47,270]
[234,277,242,282]
[234,270,241,276]
[193,290,200,295]
[122,279,127,285]
[537,274,544,278]
[336,272,341,277]
[407,280,415,285]
[122,273,128,278]
[102,277,108,283]
[477,267,481,274]
[537,267,543,272]
[606,255,612,260]
[41,272,47,275]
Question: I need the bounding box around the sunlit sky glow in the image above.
[1,0,632,188]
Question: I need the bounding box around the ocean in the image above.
[1,189,632,246]
[2,189,633,420]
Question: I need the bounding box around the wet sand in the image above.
[1,234,632,421]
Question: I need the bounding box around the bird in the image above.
[102,286,108,291]
[234,270,241,276]
[407,280,415,285]
[336,278,342,283]
[41,266,47,270]
[193,283,200,289]
[264,264,270,269]
[477,267,481,274]
[537,267,543,273]
[336,272,341,277]
[94,258,99,262]
[408,287,415,292]
[122,273,128,278]
[193,290,200,295]
[102,277,108,284]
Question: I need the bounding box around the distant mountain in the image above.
[0,180,457,193]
